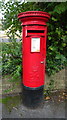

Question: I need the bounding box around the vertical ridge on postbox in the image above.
[18,11,50,90]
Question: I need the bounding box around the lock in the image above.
[41,61,44,64]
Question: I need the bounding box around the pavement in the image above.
[1,88,66,119]
[2,99,65,119]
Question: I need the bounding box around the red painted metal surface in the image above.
[18,11,50,89]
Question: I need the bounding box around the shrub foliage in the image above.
[1,2,67,78]
[2,40,22,80]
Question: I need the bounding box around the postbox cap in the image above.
[18,11,50,25]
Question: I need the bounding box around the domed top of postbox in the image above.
[18,11,50,26]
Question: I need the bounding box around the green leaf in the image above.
[48,36,52,40]
[55,54,66,61]
[52,17,57,21]
[54,3,67,14]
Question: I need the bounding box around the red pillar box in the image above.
[18,11,50,90]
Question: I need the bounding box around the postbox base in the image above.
[22,84,44,90]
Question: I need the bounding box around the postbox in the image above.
[18,11,50,90]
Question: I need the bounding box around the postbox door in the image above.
[23,27,47,88]
[29,36,46,87]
